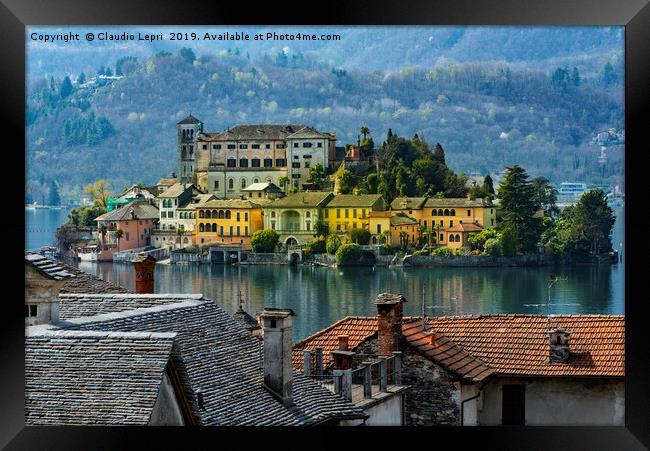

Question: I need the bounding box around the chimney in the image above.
[547,328,571,363]
[331,335,354,370]
[133,254,156,294]
[375,293,407,356]
[260,308,296,406]
[338,335,349,351]
[428,330,436,346]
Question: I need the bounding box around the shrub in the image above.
[483,238,502,256]
[500,226,518,257]
[326,234,342,255]
[413,249,429,256]
[431,246,453,256]
[185,244,197,253]
[467,228,500,252]
[335,243,362,266]
[305,237,326,255]
[251,229,280,253]
[349,228,371,245]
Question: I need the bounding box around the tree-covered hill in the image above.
[26,44,623,204]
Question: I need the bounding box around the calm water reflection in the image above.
[28,206,624,341]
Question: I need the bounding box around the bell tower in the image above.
[177,114,203,184]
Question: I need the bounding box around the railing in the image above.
[302,348,402,403]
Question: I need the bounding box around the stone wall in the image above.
[355,337,460,426]
[403,253,618,267]
[239,253,288,265]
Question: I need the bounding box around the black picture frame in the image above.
[4,0,648,448]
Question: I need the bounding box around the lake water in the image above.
[26,206,625,341]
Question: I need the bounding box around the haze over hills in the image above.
[26,26,624,204]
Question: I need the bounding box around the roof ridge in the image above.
[26,329,178,340]
[293,316,375,348]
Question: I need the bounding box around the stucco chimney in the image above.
[260,308,296,406]
[376,293,407,356]
[547,328,571,363]
[338,335,349,351]
[133,254,156,294]
[24,253,72,326]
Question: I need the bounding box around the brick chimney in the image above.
[547,328,571,363]
[331,335,354,370]
[376,293,407,356]
[133,254,156,294]
[260,308,295,407]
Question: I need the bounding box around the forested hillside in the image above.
[26,35,624,205]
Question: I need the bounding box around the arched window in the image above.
[218,210,225,219]
[455,234,461,242]
[183,237,189,244]
[199,210,205,219]
[271,211,276,218]
[438,209,444,216]
[449,234,455,242]
[212,210,218,218]
[212,223,217,232]
[241,178,247,189]
[450,209,456,216]
[266,177,272,183]
[306,211,311,218]
[228,179,234,189]
[444,209,450,216]
[239,158,249,168]
[253,178,259,184]
[199,223,205,232]
[225,210,232,219]
[205,210,211,219]
[432,209,436,216]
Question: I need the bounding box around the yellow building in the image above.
[389,197,427,223]
[194,198,266,248]
[368,211,392,245]
[323,194,384,234]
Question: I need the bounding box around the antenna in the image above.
[421,282,426,331]
[523,274,572,330]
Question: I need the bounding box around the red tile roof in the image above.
[442,222,484,233]
[293,314,624,381]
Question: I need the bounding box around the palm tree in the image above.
[379,230,391,247]
[176,225,185,249]
[115,228,124,251]
[360,126,370,141]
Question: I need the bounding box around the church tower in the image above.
[177,115,203,184]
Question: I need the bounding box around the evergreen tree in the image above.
[497,165,542,253]
[77,72,86,85]
[60,76,73,99]
[531,176,559,218]
[105,67,113,76]
[48,180,61,206]
[179,48,196,64]
[483,174,495,194]
[572,189,615,255]
[433,143,446,165]
[570,67,581,86]
[602,62,618,86]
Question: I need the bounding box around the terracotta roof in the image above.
[293,317,378,370]
[326,194,383,208]
[198,198,263,209]
[293,314,624,380]
[421,314,624,379]
[285,126,334,140]
[424,197,493,208]
[390,197,427,210]
[442,222,484,233]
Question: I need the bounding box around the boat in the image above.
[77,245,99,262]
[25,202,37,210]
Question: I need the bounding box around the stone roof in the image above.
[58,294,204,320]
[198,198,263,209]
[157,177,178,187]
[95,201,159,222]
[25,253,73,280]
[292,314,624,381]
[285,126,334,140]
[390,197,427,210]
[159,183,198,199]
[390,213,419,226]
[202,124,306,141]
[242,182,283,193]
[266,191,333,208]
[25,330,176,425]
[232,305,261,332]
[181,194,218,210]
[48,298,365,425]
[424,197,493,208]
[177,115,202,125]
[326,194,383,208]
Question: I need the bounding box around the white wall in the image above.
[478,377,624,426]
[363,394,404,426]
